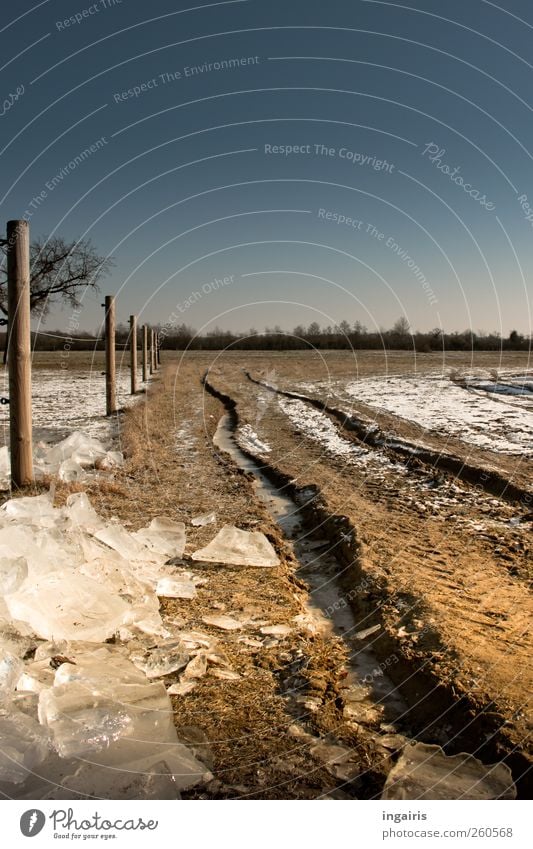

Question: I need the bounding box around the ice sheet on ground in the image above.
[64,492,105,530]
[238,424,272,454]
[338,370,533,455]
[17,659,56,693]
[182,653,208,679]
[381,742,516,800]
[0,492,57,525]
[0,650,24,692]
[94,524,164,563]
[192,525,280,567]
[260,624,292,636]
[210,668,241,680]
[0,556,28,594]
[0,494,187,639]
[57,459,86,482]
[40,431,108,469]
[0,486,212,795]
[176,631,216,650]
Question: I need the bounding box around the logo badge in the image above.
[20,810,46,837]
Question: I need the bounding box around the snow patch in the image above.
[238,424,272,455]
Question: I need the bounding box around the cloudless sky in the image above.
[1,0,533,337]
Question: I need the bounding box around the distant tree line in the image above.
[6,317,530,353]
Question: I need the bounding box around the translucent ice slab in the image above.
[192,525,279,567]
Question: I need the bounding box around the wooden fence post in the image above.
[142,324,148,383]
[129,314,137,394]
[156,331,161,366]
[153,331,158,371]
[104,295,116,415]
[7,220,33,487]
[149,329,154,375]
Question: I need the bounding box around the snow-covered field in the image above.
[0,365,141,446]
[304,369,532,456]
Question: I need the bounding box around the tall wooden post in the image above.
[149,329,154,375]
[7,220,33,487]
[129,314,137,394]
[104,295,116,415]
[142,324,148,382]
[156,331,161,366]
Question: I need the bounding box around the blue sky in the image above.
[1,0,532,336]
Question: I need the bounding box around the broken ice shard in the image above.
[191,525,279,567]
[132,517,186,559]
[0,709,50,784]
[381,742,516,800]
[5,571,130,641]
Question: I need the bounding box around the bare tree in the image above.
[392,316,411,337]
[0,236,114,318]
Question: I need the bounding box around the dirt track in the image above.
[200,351,532,789]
